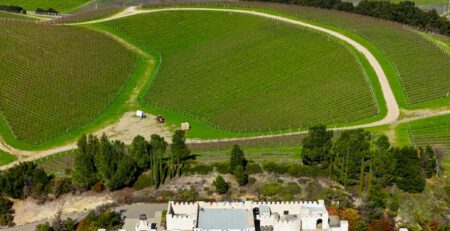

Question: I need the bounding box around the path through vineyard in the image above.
[2,7,450,169]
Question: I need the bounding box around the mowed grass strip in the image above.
[101,11,377,132]
[0,149,16,166]
[232,2,450,106]
[0,20,137,144]
[0,0,90,12]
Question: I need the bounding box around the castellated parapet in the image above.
[166,200,346,231]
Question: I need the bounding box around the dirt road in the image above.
[2,6,449,169]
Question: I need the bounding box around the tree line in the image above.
[302,125,437,194]
[302,126,440,227]
[72,130,190,191]
[0,5,59,15]
[0,5,26,14]
[35,8,59,15]
[35,207,123,231]
[247,0,450,35]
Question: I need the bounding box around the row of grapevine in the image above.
[228,1,450,105]
[140,1,450,105]
[409,115,450,170]
[100,10,377,133]
[0,20,137,144]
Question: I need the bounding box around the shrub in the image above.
[0,197,13,227]
[91,182,105,193]
[259,182,283,197]
[234,166,248,186]
[259,182,302,200]
[213,162,229,174]
[183,162,214,175]
[213,175,228,194]
[246,162,263,175]
[132,173,152,190]
[175,188,199,202]
[50,178,73,197]
[262,162,287,174]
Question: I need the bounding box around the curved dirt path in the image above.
[0,6,423,169]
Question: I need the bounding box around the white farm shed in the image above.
[136,110,145,118]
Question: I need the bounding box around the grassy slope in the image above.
[0,21,137,146]
[0,149,16,166]
[98,11,378,133]
[0,0,91,12]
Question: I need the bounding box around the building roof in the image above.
[197,208,254,230]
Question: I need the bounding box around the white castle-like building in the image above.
[166,200,348,231]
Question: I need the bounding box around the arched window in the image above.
[316,219,323,229]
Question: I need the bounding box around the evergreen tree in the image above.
[419,146,437,178]
[129,135,151,170]
[170,130,190,177]
[234,165,248,186]
[301,125,333,166]
[359,157,365,192]
[372,149,396,186]
[150,134,167,186]
[229,144,246,173]
[367,184,386,209]
[331,129,371,186]
[109,155,138,190]
[213,175,228,194]
[375,135,390,152]
[394,147,425,193]
[72,135,97,189]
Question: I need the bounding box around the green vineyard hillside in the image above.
[232,2,450,107]
[98,10,379,132]
[0,20,137,144]
[409,115,450,173]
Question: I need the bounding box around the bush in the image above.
[262,162,287,174]
[259,182,284,197]
[213,162,229,174]
[50,178,73,197]
[91,181,105,193]
[0,162,52,199]
[132,173,152,190]
[77,210,123,230]
[248,177,256,185]
[246,162,263,175]
[213,175,228,194]
[175,188,199,201]
[183,162,214,175]
[262,162,327,177]
[0,197,13,227]
[259,182,302,200]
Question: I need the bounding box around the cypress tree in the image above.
[72,135,97,189]
[229,144,246,173]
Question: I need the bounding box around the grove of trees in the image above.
[302,126,437,193]
[0,5,26,14]
[72,130,190,191]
